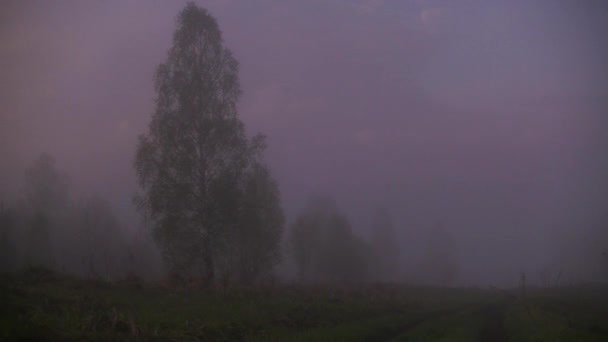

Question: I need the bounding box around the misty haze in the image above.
[1,1,607,340]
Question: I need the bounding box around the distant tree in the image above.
[24,153,69,214]
[124,223,164,281]
[134,3,282,284]
[420,223,458,286]
[317,210,370,283]
[231,162,284,284]
[76,196,125,278]
[369,207,400,282]
[603,250,607,276]
[25,212,54,269]
[22,153,69,269]
[0,203,17,271]
[290,196,369,283]
[290,201,323,282]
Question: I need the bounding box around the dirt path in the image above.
[479,303,508,342]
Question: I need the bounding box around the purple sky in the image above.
[2,0,607,285]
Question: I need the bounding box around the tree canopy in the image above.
[290,196,369,283]
[134,3,283,284]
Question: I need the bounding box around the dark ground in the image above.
[1,269,607,341]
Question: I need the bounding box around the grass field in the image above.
[1,269,606,341]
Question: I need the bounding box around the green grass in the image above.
[391,307,485,342]
[504,298,607,342]
[1,269,607,341]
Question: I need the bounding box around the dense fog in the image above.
[1,0,607,287]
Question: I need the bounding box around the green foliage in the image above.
[134,3,283,283]
[505,289,608,341]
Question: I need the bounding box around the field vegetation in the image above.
[2,268,606,341]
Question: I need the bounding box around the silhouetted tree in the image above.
[25,212,54,269]
[22,153,69,269]
[0,203,17,271]
[369,207,400,281]
[290,199,324,282]
[75,196,125,278]
[24,153,69,214]
[231,162,284,284]
[135,3,282,284]
[290,196,369,283]
[420,223,459,286]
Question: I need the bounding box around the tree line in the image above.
[1,3,460,287]
[0,153,159,279]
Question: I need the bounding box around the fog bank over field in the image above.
[1,0,607,286]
